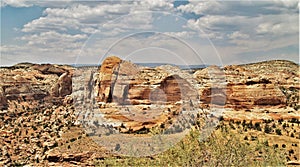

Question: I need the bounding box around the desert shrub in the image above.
[95,124,285,166]
[254,122,261,131]
[291,133,294,138]
[275,129,282,135]
[263,140,269,146]
[264,125,272,134]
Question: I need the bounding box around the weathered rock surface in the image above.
[95,57,197,105]
[91,57,300,133]
[0,87,7,109]
[96,57,299,111]
[51,72,73,97]
[95,56,123,103]
[0,64,74,109]
[91,56,200,132]
[196,60,299,110]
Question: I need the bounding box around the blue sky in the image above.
[0,0,299,66]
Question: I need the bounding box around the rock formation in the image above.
[0,64,73,109]
[0,87,7,109]
[89,57,300,133]
[196,60,299,110]
[95,57,197,106]
[51,72,72,97]
[95,57,299,111]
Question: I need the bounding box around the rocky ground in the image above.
[0,57,299,166]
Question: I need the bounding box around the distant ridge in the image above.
[70,64,99,68]
[238,59,299,66]
[136,63,207,69]
[70,63,208,70]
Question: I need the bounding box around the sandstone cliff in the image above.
[90,57,299,133]
[195,60,299,110]
[0,63,73,109]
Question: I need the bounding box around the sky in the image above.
[0,0,299,66]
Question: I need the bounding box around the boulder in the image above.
[0,87,7,109]
[51,72,72,97]
[32,64,66,76]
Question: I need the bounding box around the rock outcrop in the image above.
[90,57,300,134]
[95,57,197,106]
[0,87,7,109]
[51,72,72,97]
[0,64,73,109]
[196,60,299,110]
[96,56,123,103]
[90,56,200,133]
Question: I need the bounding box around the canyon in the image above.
[0,56,299,165]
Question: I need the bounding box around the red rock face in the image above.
[94,56,200,132]
[125,75,194,104]
[96,56,123,103]
[97,57,298,112]
[160,75,182,102]
[159,75,197,102]
[200,87,226,105]
[96,57,196,105]
[226,83,286,109]
[198,60,298,109]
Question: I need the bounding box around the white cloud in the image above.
[255,14,298,35]
[177,1,222,15]
[180,1,298,65]
[80,27,98,34]
[0,31,90,66]
[139,0,174,10]
[99,27,126,37]
[2,0,32,7]
[1,0,79,8]
[1,45,28,55]
[164,31,196,39]
[102,11,154,31]
[178,0,298,16]
[22,16,80,33]
[21,3,156,36]
[43,3,131,19]
[1,1,298,66]
[187,15,247,31]
[230,35,297,51]
[272,0,299,8]
[185,16,250,40]
[227,31,249,40]
[93,33,216,65]
[20,31,87,47]
[21,4,131,34]
[185,5,298,42]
